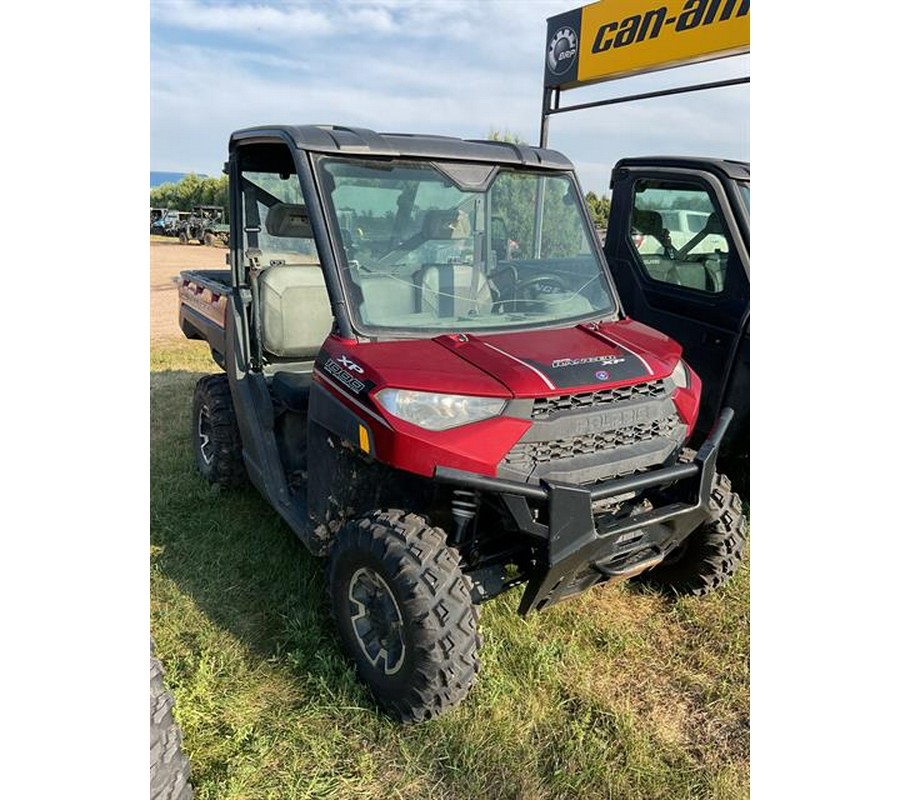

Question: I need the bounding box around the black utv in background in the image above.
[603,157,749,494]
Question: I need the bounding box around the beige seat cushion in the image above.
[357,273,421,325]
[419,264,493,318]
[258,265,332,358]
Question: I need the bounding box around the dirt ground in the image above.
[150,238,229,342]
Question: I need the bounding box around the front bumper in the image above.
[436,408,734,615]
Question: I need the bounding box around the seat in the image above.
[357,272,420,324]
[257,203,332,358]
[258,265,332,358]
[632,208,674,257]
[421,208,471,240]
[412,210,488,318]
[418,263,493,318]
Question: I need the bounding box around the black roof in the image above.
[611,156,750,184]
[230,124,574,170]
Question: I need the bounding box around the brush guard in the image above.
[435,408,734,615]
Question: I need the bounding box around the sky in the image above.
[150,0,750,195]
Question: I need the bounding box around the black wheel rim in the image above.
[348,567,406,676]
[197,403,213,465]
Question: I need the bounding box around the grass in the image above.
[150,338,749,800]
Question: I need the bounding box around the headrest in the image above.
[632,208,664,238]
[266,203,313,238]
[421,209,470,240]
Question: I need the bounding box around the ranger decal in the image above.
[522,348,650,389]
[551,354,626,369]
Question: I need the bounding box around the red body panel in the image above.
[328,336,510,396]
[315,319,702,479]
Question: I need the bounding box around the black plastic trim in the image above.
[435,408,733,615]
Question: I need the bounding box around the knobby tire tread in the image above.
[150,644,193,800]
[193,374,246,488]
[642,471,748,597]
[327,510,482,723]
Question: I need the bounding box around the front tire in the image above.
[640,472,747,596]
[327,510,482,723]
[191,374,246,487]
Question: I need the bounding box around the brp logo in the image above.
[547,27,578,75]
[595,370,610,381]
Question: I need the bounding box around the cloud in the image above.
[150,1,749,193]
[152,0,574,56]
[152,1,333,37]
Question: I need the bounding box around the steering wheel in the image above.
[515,274,569,298]
[492,274,570,314]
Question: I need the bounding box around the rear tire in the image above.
[178,231,188,245]
[192,374,246,487]
[327,510,481,723]
[639,472,747,596]
[203,232,215,246]
[150,643,193,800]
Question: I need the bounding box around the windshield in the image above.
[316,158,615,333]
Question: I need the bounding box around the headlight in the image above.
[671,359,689,389]
[376,388,506,431]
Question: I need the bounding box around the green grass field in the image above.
[150,339,749,800]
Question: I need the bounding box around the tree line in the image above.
[150,171,611,229]
[150,174,228,212]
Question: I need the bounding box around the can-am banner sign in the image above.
[544,0,749,89]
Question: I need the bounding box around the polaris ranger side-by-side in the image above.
[177,125,747,722]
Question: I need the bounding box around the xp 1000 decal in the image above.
[316,353,377,397]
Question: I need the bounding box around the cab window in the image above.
[630,179,732,294]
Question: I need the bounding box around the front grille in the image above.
[504,414,680,467]
[531,379,667,420]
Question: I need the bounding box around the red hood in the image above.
[320,319,681,400]
[434,320,681,397]
[320,336,511,397]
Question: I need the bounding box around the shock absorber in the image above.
[451,489,479,545]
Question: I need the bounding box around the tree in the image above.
[485,129,602,257]
[150,173,229,216]
[585,191,611,229]
[487,129,610,233]
[486,128,528,145]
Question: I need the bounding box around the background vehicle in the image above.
[602,157,749,491]
[153,209,191,237]
[150,207,167,234]
[177,205,229,246]
[177,125,746,722]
